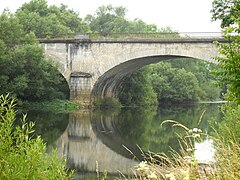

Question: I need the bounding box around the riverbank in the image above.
[22,99,82,113]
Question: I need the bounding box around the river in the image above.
[25,103,222,179]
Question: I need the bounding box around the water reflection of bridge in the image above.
[56,110,139,175]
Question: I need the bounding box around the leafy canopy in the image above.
[210,0,240,145]
[119,59,220,106]
[212,0,240,103]
[85,4,164,34]
[0,11,67,101]
[16,0,90,37]
[119,68,158,106]
[211,0,240,28]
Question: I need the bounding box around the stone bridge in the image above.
[40,37,225,104]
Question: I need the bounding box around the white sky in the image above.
[0,0,221,32]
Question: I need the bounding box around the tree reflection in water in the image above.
[117,103,222,156]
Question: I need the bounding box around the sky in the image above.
[0,0,221,32]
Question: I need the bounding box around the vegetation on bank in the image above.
[210,0,240,143]
[0,95,73,179]
[93,97,122,109]
[22,99,81,113]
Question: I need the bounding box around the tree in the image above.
[119,68,158,106]
[85,4,172,35]
[16,0,90,37]
[0,11,66,101]
[85,5,129,34]
[126,18,158,33]
[119,61,203,106]
[169,58,221,101]
[148,62,201,103]
[211,0,240,143]
[211,0,239,28]
[211,0,240,103]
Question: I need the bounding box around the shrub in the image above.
[0,94,73,179]
[217,103,240,144]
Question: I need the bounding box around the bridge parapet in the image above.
[39,32,223,41]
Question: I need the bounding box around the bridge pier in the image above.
[69,72,93,105]
[70,90,92,105]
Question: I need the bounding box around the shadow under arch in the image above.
[92,55,215,99]
[57,72,70,99]
[45,57,71,99]
[44,50,72,99]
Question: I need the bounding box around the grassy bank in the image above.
[22,99,82,113]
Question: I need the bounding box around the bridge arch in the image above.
[92,55,216,99]
[41,38,222,104]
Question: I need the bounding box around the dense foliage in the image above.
[119,68,158,106]
[169,58,221,100]
[119,60,220,106]
[0,11,67,101]
[211,0,240,144]
[212,0,240,104]
[211,0,240,28]
[16,0,89,37]
[0,95,73,179]
[85,4,164,34]
[15,1,170,38]
[148,61,200,103]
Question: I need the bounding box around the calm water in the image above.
[25,103,222,179]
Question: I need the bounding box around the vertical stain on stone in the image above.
[66,43,69,69]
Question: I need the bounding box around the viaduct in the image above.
[40,35,225,105]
